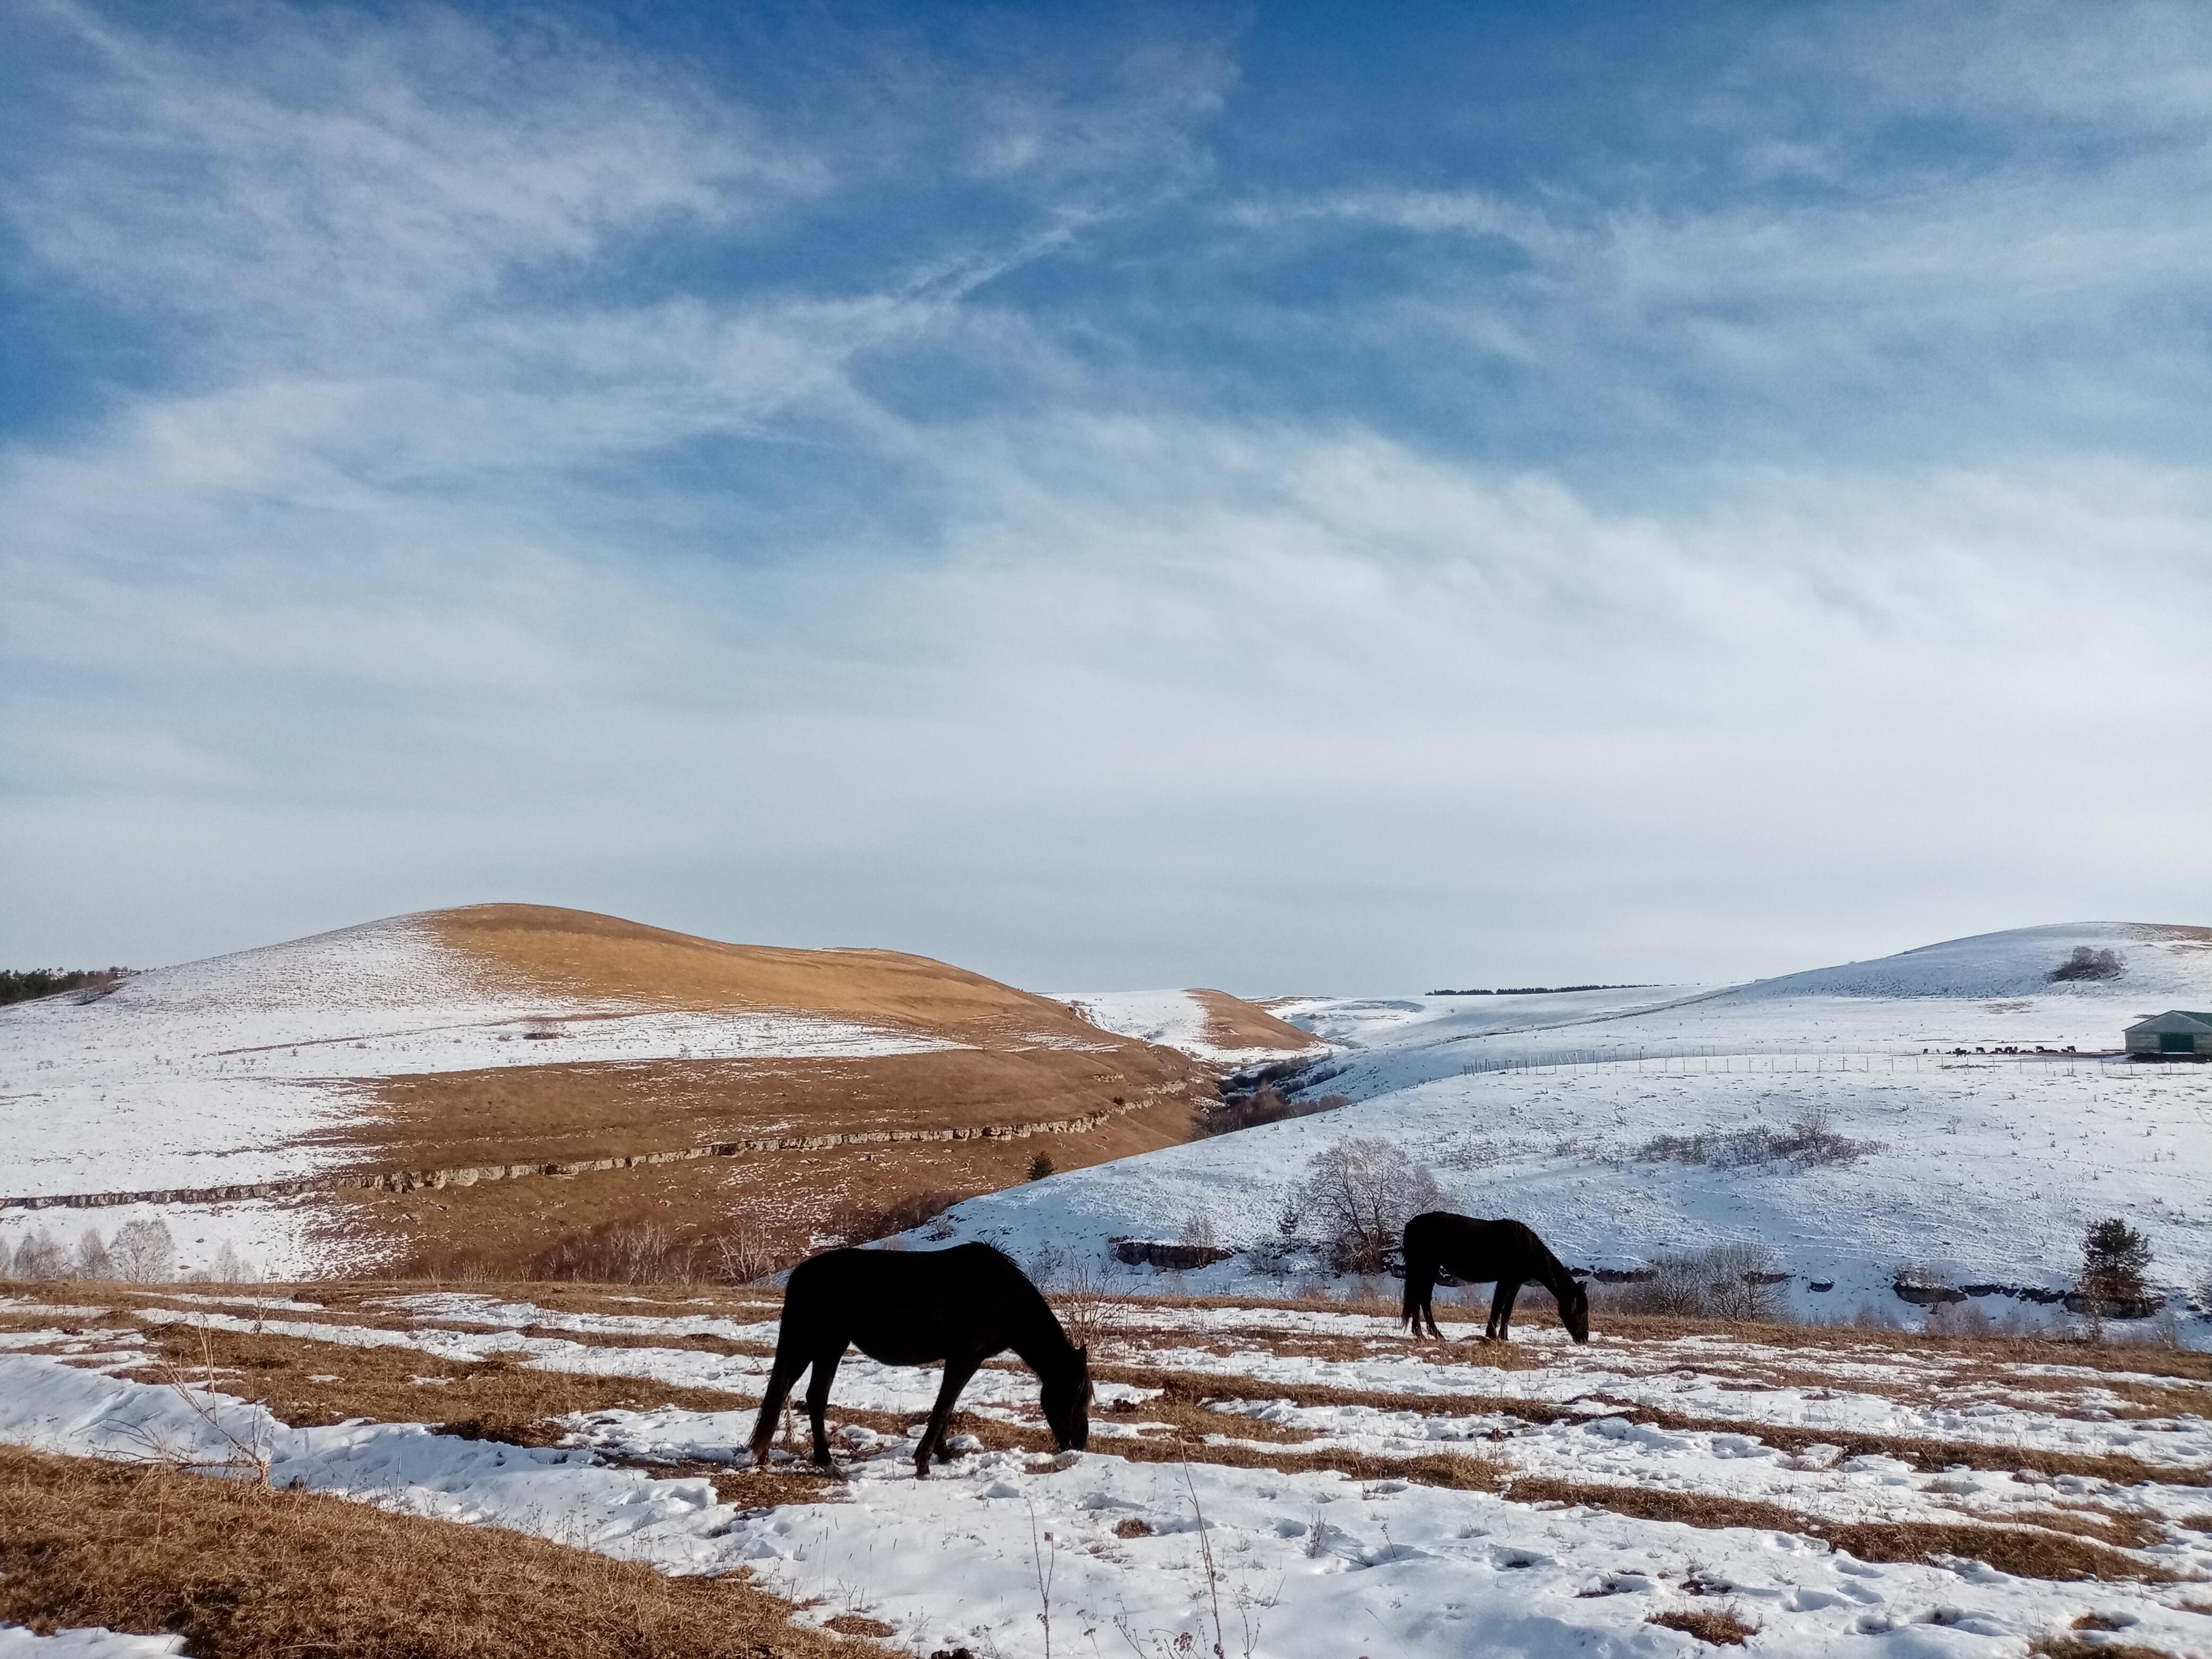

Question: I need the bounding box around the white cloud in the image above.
[1,3,2206,989]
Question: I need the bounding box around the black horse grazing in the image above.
[1400,1212,1590,1344]
[749,1242,1090,1478]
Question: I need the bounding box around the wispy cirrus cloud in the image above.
[1,2,2206,988]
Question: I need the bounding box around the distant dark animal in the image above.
[1400,1213,1589,1344]
[749,1243,1091,1478]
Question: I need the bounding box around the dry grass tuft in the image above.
[1646,1606,1758,1645]
[1097,1364,2209,1490]
[1504,1477,2176,1583]
[0,1443,889,1659]
[2031,1640,2178,1659]
[128,1323,755,1444]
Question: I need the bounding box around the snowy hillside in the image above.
[0,914,950,1201]
[925,924,2212,1333]
[1727,921,2212,1003]
[1052,987,1325,1067]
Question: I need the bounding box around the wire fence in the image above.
[1459,1047,2161,1079]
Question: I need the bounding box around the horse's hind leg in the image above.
[1486,1280,1521,1342]
[803,1348,845,1472]
[913,1355,982,1478]
[1402,1261,1436,1340]
[1423,1288,1446,1342]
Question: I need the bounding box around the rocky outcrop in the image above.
[1111,1239,1236,1270]
[2,1098,1159,1213]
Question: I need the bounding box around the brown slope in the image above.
[424,903,1105,1037]
[1187,987,1325,1055]
[318,905,1208,1269]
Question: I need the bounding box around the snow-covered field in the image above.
[0,914,954,1201]
[939,925,2212,1330]
[4,1284,2211,1657]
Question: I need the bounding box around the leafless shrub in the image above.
[526,1219,693,1285]
[1923,1301,1996,1338]
[1198,1086,1351,1137]
[1293,1138,1444,1275]
[1026,1242,1067,1288]
[1178,1213,1220,1252]
[1049,1256,1131,1356]
[2049,946,2124,983]
[1436,1136,1528,1171]
[824,1187,969,1246]
[712,1221,780,1285]
[121,1322,274,1485]
[1245,1234,1292,1277]
[406,1243,504,1284]
[1595,1243,1784,1322]
[1636,1112,1880,1171]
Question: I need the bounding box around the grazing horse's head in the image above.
[1561,1279,1590,1344]
[1043,1345,1092,1452]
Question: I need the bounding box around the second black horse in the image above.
[1400,1212,1590,1344]
[749,1242,1091,1478]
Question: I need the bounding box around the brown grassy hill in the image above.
[322,906,1212,1272]
[1187,988,1323,1055]
[425,904,1104,1034]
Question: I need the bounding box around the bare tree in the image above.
[11,1228,68,1280]
[74,1227,112,1280]
[110,1218,176,1284]
[1294,1138,1444,1274]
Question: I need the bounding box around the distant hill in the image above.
[1719,921,2212,1004]
[1049,987,1326,1067]
[0,904,1209,1276]
[918,920,2212,1325]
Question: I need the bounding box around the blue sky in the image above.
[3,2,2208,991]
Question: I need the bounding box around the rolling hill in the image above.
[916,923,2212,1334]
[1049,986,1326,1067]
[0,904,1263,1275]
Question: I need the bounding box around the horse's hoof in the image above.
[913,1463,931,1480]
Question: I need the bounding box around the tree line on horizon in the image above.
[0,967,133,1007]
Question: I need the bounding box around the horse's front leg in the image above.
[748,1353,810,1468]
[914,1356,982,1478]
[1486,1279,1521,1342]
[804,1348,846,1473]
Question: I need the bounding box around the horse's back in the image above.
[781,1242,1038,1364]
[1406,1212,1546,1279]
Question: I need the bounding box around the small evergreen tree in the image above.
[2079,1217,2152,1306]
[1026,1153,1054,1182]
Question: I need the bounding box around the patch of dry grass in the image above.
[127,1324,756,1444]
[1095,1364,2211,1488]
[1647,1606,1758,1645]
[0,1442,889,1659]
[1504,1477,2175,1583]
